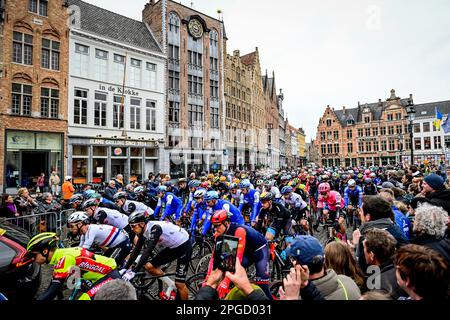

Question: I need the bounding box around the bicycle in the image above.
[131,272,179,300]
[189,231,214,274]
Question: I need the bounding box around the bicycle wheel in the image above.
[269,280,283,300]
[189,240,213,274]
[195,253,212,274]
[132,275,162,300]
[269,254,282,281]
[185,272,206,300]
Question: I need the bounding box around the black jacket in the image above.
[411,188,450,214]
[378,261,407,300]
[413,234,450,264]
[104,186,116,201]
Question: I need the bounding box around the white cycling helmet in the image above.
[348,179,356,187]
[194,189,207,198]
[68,211,90,224]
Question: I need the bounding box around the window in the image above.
[168,12,180,33]
[113,54,125,83]
[188,104,203,125]
[373,141,379,152]
[211,106,219,128]
[347,143,353,153]
[129,58,141,87]
[74,43,89,77]
[381,127,386,135]
[434,136,442,149]
[169,70,180,91]
[210,30,218,48]
[188,75,203,96]
[357,128,363,137]
[346,130,352,139]
[423,122,430,132]
[388,126,394,135]
[94,92,107,126]
[389,140,395,151]
[73,89,87,125]
[321,132,325,141]
[365,128,371,136]
[95,49,108,81]
[168,101,180,123]
[13,32,33,65]
[396,113,402,120]
[146,100,156,131]
[40,87,58,118]
[387,114,393,121]
[113,95,124,129]
[358,141,364,152]
[29,0,47,16]
[381,141,387,151]
[210,57,218,72]
[414,138,421,150]
[424,137,431,150]
[130,98,141,130]
[364,116,370,123]
[168,136,180,148]
[326,119,332,126]
[188,50,202,67]
[11,83,32,115]
[414,123,420,133]
[327,131,332,140]
[373,127,378,136]
[366,142,372,152]
[42,39,60,70]
[334,144,339,153]
[333,131,339,140]
[143,62,157,90]
[210,80,219,99]
[168,44,180,62]
[396,125,402,134]
[327,144,332,154]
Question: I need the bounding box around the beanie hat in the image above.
[424,174,444,190]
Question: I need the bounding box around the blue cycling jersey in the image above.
[238,189,261,222]
[154,192,183,220]
[209,199,244,225]
[344,186,363,207]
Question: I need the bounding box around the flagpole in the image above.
[121,51,128,138]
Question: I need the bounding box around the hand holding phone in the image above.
[214,235,239,272]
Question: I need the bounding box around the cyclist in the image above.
[238,179,261,226]
[356,173,365,188]
[183,179,201,216]
[165,181,180,198]
[204,190,244,225]
[256,191,292,240]
[27,232,120,300]
[363,178,378,195]
[177,178,190,206]
[67,212,131,266]
[317,182,343,227]
[206,210,271,299]
[69,193,84,210]
[114,191,154,217]
[153,186,184,222]
[263,180,281,200]
[189,189,210,236]
[121,211,192,300]
[344,179,363,229]
[81,199,130,234]
[229,183,241,206]
[280,186,308,227]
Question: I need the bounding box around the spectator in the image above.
[114,174,124,191]
[286,235,361,300]
[36,172,46,193]
[379,189,410,240]
[49,171,60,197]
[14,188,38,216]
[1,194,18,218]
[94,279,137,300]
[395,244,449,300]
[411,173,450,214]
[411,202,450,263]
[324,241,366,291]
[362,229,406,299]
[61,176,75,201]
[104,180,117,201]
[354,195,409,272]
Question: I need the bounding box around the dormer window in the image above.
[326,119,332,126]
[346,119,355,125]
[364,116,370,123]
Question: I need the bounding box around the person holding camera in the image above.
[206,210,271,299]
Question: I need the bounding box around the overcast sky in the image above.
[84,0,450,140]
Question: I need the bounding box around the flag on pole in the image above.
[442,114,450,134]
[433,107,443,130]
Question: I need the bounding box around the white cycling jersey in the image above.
[94,207,128,229]
[280,192,308,210]
[122,200,154,216]
[79,224,128,249]
[143,221,189,249]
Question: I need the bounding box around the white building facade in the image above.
[67,0,167,185]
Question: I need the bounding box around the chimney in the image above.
[150,0,155,5]
[233,50,240,57]
[342,106,346,114]
[358,101,360,107]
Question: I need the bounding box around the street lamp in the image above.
[405,100,416,165]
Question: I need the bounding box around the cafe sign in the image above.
[89,139,157,147]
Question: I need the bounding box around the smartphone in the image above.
[213,235,239,272]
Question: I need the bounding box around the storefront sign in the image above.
[36,133,62,150]
[98,84,139,97]
[113,148,123,156]
[89,139,157,147]
[6,131,35,149]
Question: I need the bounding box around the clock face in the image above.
[188,19,203,39]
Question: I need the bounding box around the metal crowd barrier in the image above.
[3,209,76,244]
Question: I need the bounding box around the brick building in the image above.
[224,50,253,170]
[316,90,414,168]
[263,71,281,169]
[143,0,226,177]
[1,0,69,194]
[297,127,307,167]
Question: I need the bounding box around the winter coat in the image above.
[377,261,407,300]
[61,181,75,200]
[413,234,450,264]
[49,174,60,186]
[104,186,117,201]
[312,269,361,300]
[411,188,450,215]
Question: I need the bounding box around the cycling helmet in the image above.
[194,189,207,198]
[178,178,187,183]
[321,175,329,181]
[81,198,98,210]
[69,194,83,205]
[256,179,264,186]
[364,169,371,175]
[83,189,95,198]
[211,210,231,224]
[27,232,59,252]
[259,191,273,201]
[220,176,227,182]
[188,180,201,188]
[281,186,293,195]
[68,211,90,225]
[357,173,364,179]
[156,185,167,193]
[207,174,215,180]
[369,172,376,178]
[238,180,251,189]
[200,181,211,189]
[230,183,238,189]
[213,176,220,183]
[134,186,145,193]
[364,178,373,184]
[318,183,331,193]
[85,191,101,200]
[113,191,128,201]
[340,174,348,180]
[348,179,356,187]
[280,175,289,181]
[128,211,149,224]
[204,190,219,201]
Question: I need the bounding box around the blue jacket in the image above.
[392,205,410,240]
[154,192,183,220]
